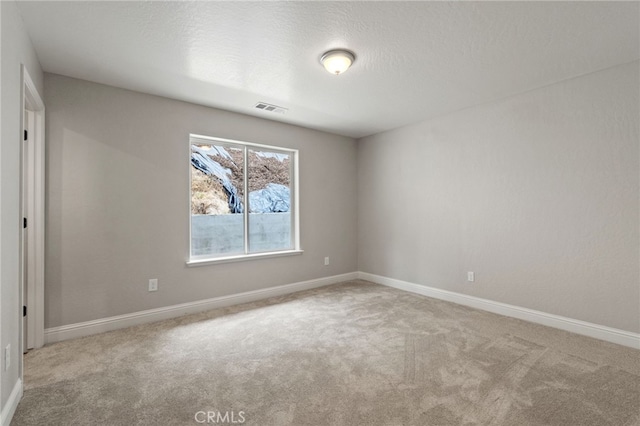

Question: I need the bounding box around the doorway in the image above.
[19,65,45,367]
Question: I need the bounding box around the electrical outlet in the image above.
[148,279,158,292]
[467,272,475,282]
[4,344,10,371]
[324,257,330,266]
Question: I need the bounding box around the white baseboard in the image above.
[43,270,640,349]
[358,272,640,349]
[1,379,23,426]
[45,272,359,344]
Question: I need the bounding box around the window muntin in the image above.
[189,134,299,262]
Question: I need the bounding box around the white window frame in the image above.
[187,134,302,266]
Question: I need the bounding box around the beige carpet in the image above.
[12,280,640,425]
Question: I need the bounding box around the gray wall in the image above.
[358,62,640,333]
[1,0,44,410]
[45,74,357,328]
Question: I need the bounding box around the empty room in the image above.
[1,1,638,425]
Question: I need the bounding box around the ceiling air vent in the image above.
[254,102,288,114]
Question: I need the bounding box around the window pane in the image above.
[247,149,292,253]
[191,144,245,257]
[189,134,299,262]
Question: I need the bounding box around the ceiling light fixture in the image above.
[320,49,356,75]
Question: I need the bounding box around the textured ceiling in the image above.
[16,1,640,138]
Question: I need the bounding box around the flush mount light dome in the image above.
[321,49,356,75]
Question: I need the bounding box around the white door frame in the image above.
[20,65,45,357]
[23,109,35,351]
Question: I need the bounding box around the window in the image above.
[188,134,300,264]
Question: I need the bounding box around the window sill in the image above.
[186,249,304,267]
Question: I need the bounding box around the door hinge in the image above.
[23,217,27,229]
[23,306,27,317]
[24,130,28,141]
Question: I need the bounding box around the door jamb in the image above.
[20,66,45,358]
